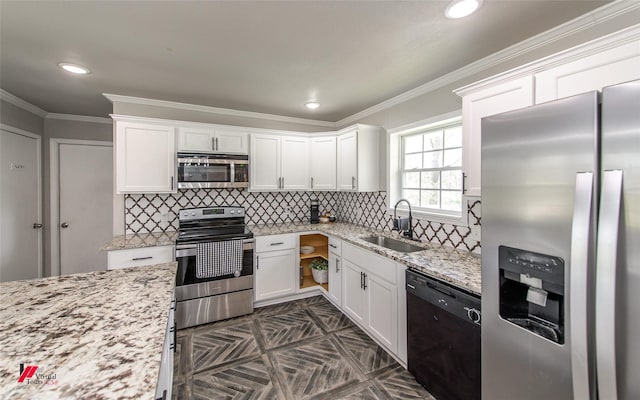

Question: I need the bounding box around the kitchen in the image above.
[1,1,639,399]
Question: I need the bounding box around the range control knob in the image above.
[465,307,481,324]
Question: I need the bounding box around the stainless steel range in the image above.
[174,206,254,329]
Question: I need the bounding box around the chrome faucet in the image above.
[393,198,415,240]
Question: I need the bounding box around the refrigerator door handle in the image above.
[569,171,594,400]
[596,169,623,400]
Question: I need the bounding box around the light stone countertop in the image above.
[249,222,481,295]
[0,262,177,400]
[100,231,177,251]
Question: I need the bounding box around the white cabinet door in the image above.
[310,136,337,190]
[328,251,342,306]
[116,121,176,193]
[460,75,534,196]
[337,130,358,191]
[215,129,249,154]
[342,259,366,326]
[250,134,281,191]
[255,249,296,301]
[281,136,309,190]
[177,127,215,152]
[365,272,397,353]
[535,40,640,104]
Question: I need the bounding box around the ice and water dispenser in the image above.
[498,245,565,344]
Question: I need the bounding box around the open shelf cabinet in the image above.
[299,233,329,291]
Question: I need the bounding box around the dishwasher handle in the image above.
[426,281,456,298]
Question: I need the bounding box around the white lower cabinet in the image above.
[327,238,342,306]
[155,295,175,400]
[342,242,398,354]
[255,235,296,302]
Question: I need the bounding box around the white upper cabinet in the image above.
[535,40,640,104]
[250,134,281,191]
[310,136,337,190]
[115,119,176,194]
[281,136,310,190]
[177,126,248,154]
[250,134,309,191]
[337,125,381,192]
[458,76,534,197]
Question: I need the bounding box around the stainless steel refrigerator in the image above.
[481,79,639,400]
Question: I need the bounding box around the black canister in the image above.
[310,198,319,224]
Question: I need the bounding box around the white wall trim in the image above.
[336,2,640,127]
[50,138,112,277]
[0,124,43,278]
[103,93,336,128]
[46,113,112,125]
[0,89,47,117]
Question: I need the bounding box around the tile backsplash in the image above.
[124,190,481,253]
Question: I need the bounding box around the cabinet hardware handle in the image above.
[256,255,259,269]
[212,137,215,151]
[310,177,314,188]
[281,177,285,188]
[462,173,467,194]
[336,258,340,273]
[270,242,284,246]
[329,244,337,249]
[170,299,176,310]
[360,271,364,289]
[171,176,174,190]
[352,176,356,190]
[173,322,177,353]
[132,256,153,261]
[33,223,43,229]
[215,137,218,151]
[363,273,367,290]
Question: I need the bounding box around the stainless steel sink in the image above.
[361,236,424,253]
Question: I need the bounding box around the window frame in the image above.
[387,112,467,227]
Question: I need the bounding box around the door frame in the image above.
[50,138,112,276]
[0,123,43,278]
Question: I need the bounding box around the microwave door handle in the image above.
[230,162,235,183]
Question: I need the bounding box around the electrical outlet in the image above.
[356,207,362,219]
[159,212,170,223]
[468,225,481,243]
[285,206,292,218]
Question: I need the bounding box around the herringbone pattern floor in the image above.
[173,295,435,400]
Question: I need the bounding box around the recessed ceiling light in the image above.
[445,0,482,19]
[58,63,91,75]
[305,102,320,110]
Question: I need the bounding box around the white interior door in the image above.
[58,142,112,275]
[0,128,41,282]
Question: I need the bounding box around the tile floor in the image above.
[172,295,435,400]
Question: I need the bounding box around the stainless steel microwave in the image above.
[177,153,249,189]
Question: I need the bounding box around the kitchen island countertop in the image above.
[0,262,177,400]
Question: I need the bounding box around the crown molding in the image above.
[46,113,112,124]
[336,1,640,127]
[103,93,336,128]
[0,89,47,117]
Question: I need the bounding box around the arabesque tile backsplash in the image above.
[124,190,481,253]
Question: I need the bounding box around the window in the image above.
[393,119,463,219]
[388,113,464,224]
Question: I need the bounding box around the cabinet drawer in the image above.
[342,242,396,284]
[256,234,295,252]
[108,245,174,270]
[328,237,342,255]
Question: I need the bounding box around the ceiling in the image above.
[0,1,610,122]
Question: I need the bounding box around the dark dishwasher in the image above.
[406,269,481,400]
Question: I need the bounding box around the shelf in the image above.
[300,275,328,291]
[300,246,328,260]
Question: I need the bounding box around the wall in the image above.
[124,190,481,253]
[42,117,113,275]
[0,99,45,135]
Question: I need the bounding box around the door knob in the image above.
[61,222,69,228]
[33,223,43,229]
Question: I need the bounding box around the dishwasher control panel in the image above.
[406,269,481,325]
